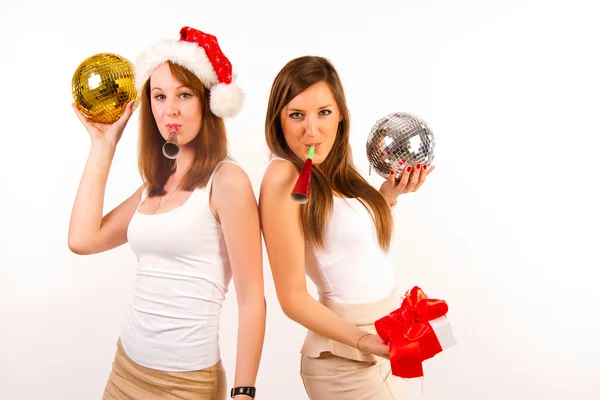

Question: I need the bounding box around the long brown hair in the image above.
[265,56,394,251]
[138,61,228,196]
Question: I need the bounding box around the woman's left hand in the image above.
[379,163,435,205]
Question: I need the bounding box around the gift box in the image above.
[374,286,456,379]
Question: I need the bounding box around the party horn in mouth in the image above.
[163,131,179,159]
[291,145,315,204]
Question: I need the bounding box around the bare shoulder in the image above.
[212,161,253,196]
[261,159,298,194]
[132,184,145,200]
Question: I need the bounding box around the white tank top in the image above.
[120,160,234,372]
[270,157,395,304]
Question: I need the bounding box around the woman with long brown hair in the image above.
[68,27,265,400]
[259,56,434,399]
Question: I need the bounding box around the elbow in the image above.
[281,303,300,321]
[238,296,267,322]
[239,294,267,312]
[281,303,296,320]
[279,293,306,322]
[68,235,92,255]
[68,242,88,255]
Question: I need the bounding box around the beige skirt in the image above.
[102,339,227,400]
[300,291,407,400]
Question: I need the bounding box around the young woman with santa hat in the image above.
[68,27,265,400]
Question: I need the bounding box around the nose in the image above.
[166,99,179,117]
[304,115,318,137]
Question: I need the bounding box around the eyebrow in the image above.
[287,104,334,112]
[151,85,189,92]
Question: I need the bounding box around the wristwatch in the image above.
[230,386,256,398]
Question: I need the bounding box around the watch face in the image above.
[231,387,255,398]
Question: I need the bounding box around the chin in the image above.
[312,155,328,165]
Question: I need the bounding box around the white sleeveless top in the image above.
[120,160,234,372]
[270,157,395,304]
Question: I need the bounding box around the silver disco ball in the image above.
[366,112,435,180]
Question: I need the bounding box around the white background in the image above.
[1,1,598,399]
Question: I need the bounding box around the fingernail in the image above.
[416,164,421,169]
[423,165,428,170]
[406,166,412,172]
[390,170,394,175]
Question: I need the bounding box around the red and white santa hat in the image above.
[135,26,244,118]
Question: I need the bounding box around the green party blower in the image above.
[290,145,315,204]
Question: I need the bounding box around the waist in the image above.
[318,289,399,325]
[300,289,399,362]
[120,309,221,371]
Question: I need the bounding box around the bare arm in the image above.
[259,161,387,356]
[211,163,266,397]
[68,101,140,255]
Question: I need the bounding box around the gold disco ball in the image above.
[71,53,138,124]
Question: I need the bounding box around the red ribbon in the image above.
[374,286,449,378]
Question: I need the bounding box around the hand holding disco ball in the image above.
[366,112,436,198]
[71,53,138,145]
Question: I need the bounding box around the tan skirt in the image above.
[102,339,227,400]
[300,291,407,400]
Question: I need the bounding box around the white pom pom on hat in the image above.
[135,26,244,118]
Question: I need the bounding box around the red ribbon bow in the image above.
[374,286,449,378]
